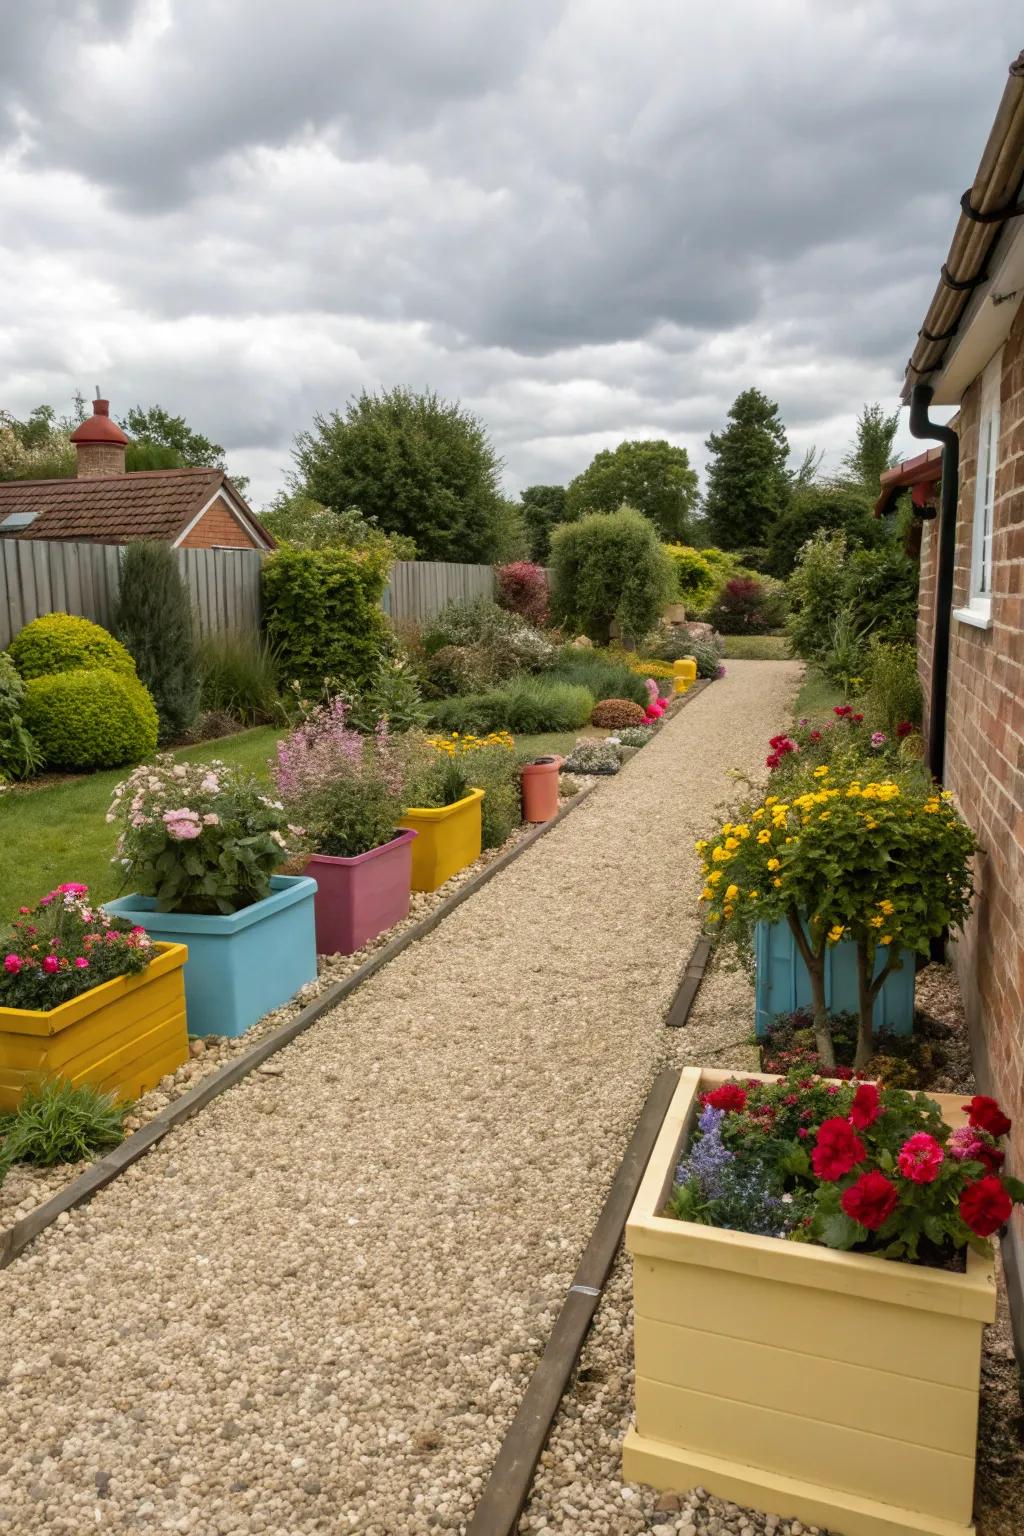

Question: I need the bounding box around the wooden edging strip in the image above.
[665,934,713,1029]
[0,678,713,1271]
[465,1068,681,1536]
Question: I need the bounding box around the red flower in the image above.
[841,1170,899,1230]
[833,705,853,718]
[959,1177,1013,1238]
[896,721,914,738]
[811,1118,867,1180]
[849,1082,881,1129]
[809,729,822,743]
[766,753,781,769]
[896,1132,945,1184]
[963,1095,1012,1139]
[705,1083,747,1112]
[852,713,864,723]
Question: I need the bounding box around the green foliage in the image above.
[461,743,522,849]
[125,403,226,468]
[550,505,674,645]
[0,652,41,780]
[292,387,505,562]
[564,439,699,541]
[0,403,76,480]
[9,612,137,681]
[114,542,200,743]
[520,484,569,562]
[562,739,620,774]
[840,402,899,493]
[703,387,791,549]
[491,497,530,562]
[662,543,721,612]
[424,597,553,673]
[198,631,284,725]
[786,530,851,668]
[0,1079,127,1167]
[616,727,652,747]
[0,885,152,1010]
[689,637,726,679]
[261,490,416,558]
[261,544,392,690]
[344,658,430,733]
[404,751,472,810]
[546,646,648,706]
[843,543,919,646]
[860,639,923,735]
[23,669,159,770]
[430,678,594,734]
[767,480,880,577]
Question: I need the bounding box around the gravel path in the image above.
[0,659,800,1536]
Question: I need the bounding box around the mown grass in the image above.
[793,666,846,722]
[721,633,791,660]
[0,726,283,919]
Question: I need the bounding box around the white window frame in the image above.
[954,347,1001,630]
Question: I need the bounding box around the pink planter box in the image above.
[304,829,417,956]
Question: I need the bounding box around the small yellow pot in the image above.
[0,943,189,1112]
[673,657,697,693]
[398,787,485,892]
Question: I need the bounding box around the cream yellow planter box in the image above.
[623,1067,997,1536]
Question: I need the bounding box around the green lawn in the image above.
[0,727,283,919]
[793,667,845,723]
[722,633,791,660]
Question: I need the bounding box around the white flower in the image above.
[172,765,187,779]
[270,830,287,848]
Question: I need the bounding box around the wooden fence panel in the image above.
[381,560,495,624]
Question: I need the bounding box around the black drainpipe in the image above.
[908,383,959,782]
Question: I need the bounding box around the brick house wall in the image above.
[919,300,1024,1322]
[179,494,263,550]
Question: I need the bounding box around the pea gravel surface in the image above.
[0,660,801,1536]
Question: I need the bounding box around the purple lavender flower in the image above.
[675,1106,733,1199]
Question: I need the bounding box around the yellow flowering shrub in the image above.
[425,730,515,756]
[696,771,976,1065]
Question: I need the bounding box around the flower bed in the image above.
[624,1066,1011,1536]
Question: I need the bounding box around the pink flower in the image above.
[3,954,22,974]
[42,955,60,974]
[74,957,89,969]
[57,882,89,896]
[130,926,147,937]
[896,1132,945,1184]
[162,808,203,841]
[18,906,30,915]
[870,732,887,748]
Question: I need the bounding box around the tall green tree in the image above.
[293,387,505,563]
[124,404,249,493]
[703,388,791,549]
[520,484,569,562]
[840,402,899,493]
[114,541,200,743]
[563,439,698,541]
[766,481,881,578]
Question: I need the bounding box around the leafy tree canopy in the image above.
[520,483,569,563]
[292,386,506,564]
[564,439,698,542]
[261,490,416,558]
[703,388,791,549]
[767,480,882,577]
[840,402,899,493]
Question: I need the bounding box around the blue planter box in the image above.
[754,919,916,1039]
[105,875,318,1039]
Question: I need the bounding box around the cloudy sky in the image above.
[1,1,1020,507]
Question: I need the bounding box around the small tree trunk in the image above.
[854,943,875,1069]
[786,908,834,1068]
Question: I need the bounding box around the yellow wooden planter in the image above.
[0,943,189,1112]
[398,787,485,892]
[624,1067,997,1536]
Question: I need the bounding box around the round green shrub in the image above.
[8,613,137,681]
[22,668,159,770]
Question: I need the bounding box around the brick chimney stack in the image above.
[70,397,128,477]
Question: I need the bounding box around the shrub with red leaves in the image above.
[496,562,550,627]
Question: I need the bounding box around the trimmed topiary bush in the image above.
[115,541,200,743]
[8,612,137,680]
[22,668,159,770]
[590,697,647,729]
[550,506,675,645]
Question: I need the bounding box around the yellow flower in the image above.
[708,871,722,886]
[813,765,829,778]
[752,807,765,821]
[722,822,734,836]
[827,924,845,943]
[879,934,893,946]
[700,886,714,901]
[724,884,739,900]
[878,899,895,916]
[724,836,740,852]
[869,915,884,928]
[773,877,783,888]
[723,904,735,918]
[748,890,759,900]
[711,846,731,863]
[757,829,772,844]
[765,796,778,806]
[695,839,708,853]
[766,857,780,871]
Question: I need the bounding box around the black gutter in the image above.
[908,384,959,782]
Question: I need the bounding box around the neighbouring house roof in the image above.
[902,50,1024,404]
[874,446,943,518]
[0,467,275,549]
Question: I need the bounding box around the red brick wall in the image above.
[919,301,1024,1335]
[179,494,262,549]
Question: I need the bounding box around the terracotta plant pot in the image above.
[520,757,562,823]
[305,829,417,956]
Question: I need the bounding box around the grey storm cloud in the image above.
[1,0,1021,504]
